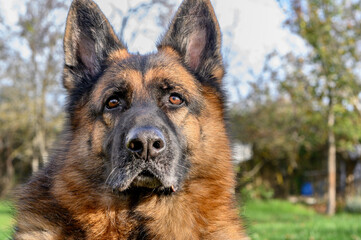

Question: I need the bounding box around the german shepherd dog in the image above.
[14,0,247,239]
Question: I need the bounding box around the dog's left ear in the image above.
[158,0,224,83]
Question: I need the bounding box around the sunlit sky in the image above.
[1,0,306,101]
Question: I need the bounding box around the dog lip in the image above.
[130,170,162,188]
[139,170,155,178]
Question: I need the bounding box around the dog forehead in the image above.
[98,51,200,92]
[144,56,200,93]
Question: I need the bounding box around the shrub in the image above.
[240,184,274,201]
[345,196,361,213]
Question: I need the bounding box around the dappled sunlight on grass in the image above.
[243,199,361,240]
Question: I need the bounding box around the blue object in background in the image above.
[301,182,314,196]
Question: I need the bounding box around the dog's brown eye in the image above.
[106,97,120,109]
[169,94,183,105]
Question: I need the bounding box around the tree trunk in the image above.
[32,155,40,173]
[346,161,357,196]
[2,155,15,196]
[0,155,15,197]
[30,44,48,172]
[327,100,336,216]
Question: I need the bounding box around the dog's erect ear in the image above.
[63,0,127,91]
[158,0,224,83]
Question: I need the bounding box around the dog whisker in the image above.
[105,166,118,185]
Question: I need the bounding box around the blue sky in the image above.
[1,0,305,101]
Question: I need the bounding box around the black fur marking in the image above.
[87,133,92,150]
[134,224,152,240]
[126,194,154,240]
[127,215,153,240]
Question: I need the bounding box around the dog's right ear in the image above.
[63,0,127,92]
[158,0,224,84]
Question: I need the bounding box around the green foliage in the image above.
[241,185,274,201]
[0,201,14,240]
[243,199,361,240]
[345,196,361,214]
[286,0,361,152]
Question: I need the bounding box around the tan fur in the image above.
[108,49,130,62]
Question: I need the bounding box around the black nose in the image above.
[126,127,166,159]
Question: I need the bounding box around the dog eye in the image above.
[106,97,121,109]
[169,93,184,105]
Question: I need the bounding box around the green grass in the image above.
[243,199,361,240]
[0,201,14,240]
[0,199,360,240]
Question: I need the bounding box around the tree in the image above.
[0,0,66,195]
[231,1,361,213]
[285,0,361,215]
[17,0,67,172]
[111,0,175,47]
[230,53,328,198]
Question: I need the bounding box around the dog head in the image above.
[62,0,225,195]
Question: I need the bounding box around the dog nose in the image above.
[126,127,166,159]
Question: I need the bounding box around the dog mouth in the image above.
[130,170,162,189]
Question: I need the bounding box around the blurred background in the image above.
[0,0,361,239]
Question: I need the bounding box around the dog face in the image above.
[91,53,204,193]
[62,0,224,195]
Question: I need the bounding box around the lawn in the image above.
[0,199,360,240]
[0,201,14,240]
[243,199,361,240]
